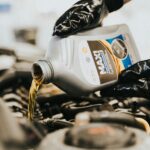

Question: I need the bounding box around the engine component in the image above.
[36,123,150,150]
[65,123,135,149]
[75,111,148,131]
[0,99,25,144]
[0,47,16,72]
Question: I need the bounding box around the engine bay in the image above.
[0,47,150,150]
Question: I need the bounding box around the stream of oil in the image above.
[28,79,43,121]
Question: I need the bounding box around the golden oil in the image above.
[28,78,43,121]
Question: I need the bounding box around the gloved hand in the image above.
[53,0,130,37]
[101,59,150,98]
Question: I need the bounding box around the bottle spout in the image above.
[32,60,53,84]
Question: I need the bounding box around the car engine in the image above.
[0,47,150,150]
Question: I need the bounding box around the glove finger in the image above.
[119,59,150,83]
[101,79,150,98]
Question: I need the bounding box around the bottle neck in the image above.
[32,60,53,84]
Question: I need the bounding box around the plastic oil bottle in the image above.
[31,24,140,96]
[28,24,140,120]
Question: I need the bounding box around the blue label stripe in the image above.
[122,55,132,68]
[106,35,123,44]
[106,34,132,69]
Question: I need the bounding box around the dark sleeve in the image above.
[105,0,124,12]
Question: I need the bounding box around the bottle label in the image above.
[78,34,133,85]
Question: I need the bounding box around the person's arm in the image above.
[105,0,124,12]
[124,0,131,4]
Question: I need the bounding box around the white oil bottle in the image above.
[31,24,140,96]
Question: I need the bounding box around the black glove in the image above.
[101,59,150,98]
[53,0,126,37]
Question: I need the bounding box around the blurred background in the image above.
[1,1,150,149]
[0,0,149,59]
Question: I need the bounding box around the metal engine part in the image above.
[36,123,150,150]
